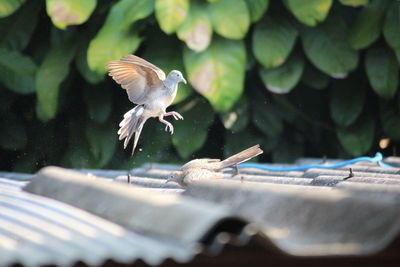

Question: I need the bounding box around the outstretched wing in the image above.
[107,55,166,104]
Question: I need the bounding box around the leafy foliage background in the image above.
[0,0,399,172]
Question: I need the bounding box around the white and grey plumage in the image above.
[107,55,186,155]
[166,145,264,187]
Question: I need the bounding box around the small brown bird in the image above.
[166,144,264,187]
[107,55,187,155]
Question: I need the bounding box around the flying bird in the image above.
[107,55,187,155]
[166,144,264,187]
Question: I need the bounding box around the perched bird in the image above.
[166,144,263,187]
[107,55,187,155]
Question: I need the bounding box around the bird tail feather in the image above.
[220,144,263,169]
[117,105,147,156]
[131,117,146,155]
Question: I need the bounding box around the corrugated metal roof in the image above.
[0,177,196,266]
[124,159,400,256]
[1,156,400,266]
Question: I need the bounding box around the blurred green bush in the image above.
[0,0,399,171]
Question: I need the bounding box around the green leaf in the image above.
[0,0,25,18]
[155,0,189,34]
[209,0,250,40]
[0,49,37,94]
[365,47,399,100]
[87,0,154,75]
[0,87,17,113]
[220,97,249,132]
[252,15,297,69]
[62,146,97,168]
[46,0,97,30]
[84,86,112,123]
[259,55,304,94]
[177,1,212,52]
[245,0,269,22]
[74,14,104,84]
[301,15,358,78]
[128,119,173,164]
[284,0,332,27]
[337,115,374,156]
[271,95,297,123]
[76,39,103,84]
[35,103,48,122]
[143,35,193,104]
[62,142,97,169]
[383,2,400,63]
[172,99,214,158]
[85,122,117,167]
[224,130,264,159]
[174,83,193,105]
[339,0,368,7]
[0,0,41,50]
[13,153,38,173]
[0,115,27,150]
[74,25,103,84]
[251,95,283,137]
[50,26,76,46]
[183,37,246,112]
[301,64,329,89]
[61,118,97,168]
[36,41,77,121]
[272,137,303,163]
[348,0,391,50]
[88,32,142,77]
[330,79,366,127]
[288,87,329,127]
[380,100,400,141]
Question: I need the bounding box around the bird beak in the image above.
[182,77,187,84]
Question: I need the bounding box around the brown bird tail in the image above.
[220,144,263,169]
[117,105,148,156]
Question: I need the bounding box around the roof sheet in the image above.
[1,156,400,266]
[0,177,194,266]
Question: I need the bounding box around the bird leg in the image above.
[164,111,184,120]
[159,115,174,134]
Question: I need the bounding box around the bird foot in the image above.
[165,111,184,120]
[164,122,174,134]
[159,116,175,135]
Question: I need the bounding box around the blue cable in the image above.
[239,152,394,171]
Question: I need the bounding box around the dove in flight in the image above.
[107,55,187,155]
[166,145,264,187]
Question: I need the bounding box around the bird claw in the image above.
[165,111,184,120]
[164,123,174,135]
[171,112,184,121]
